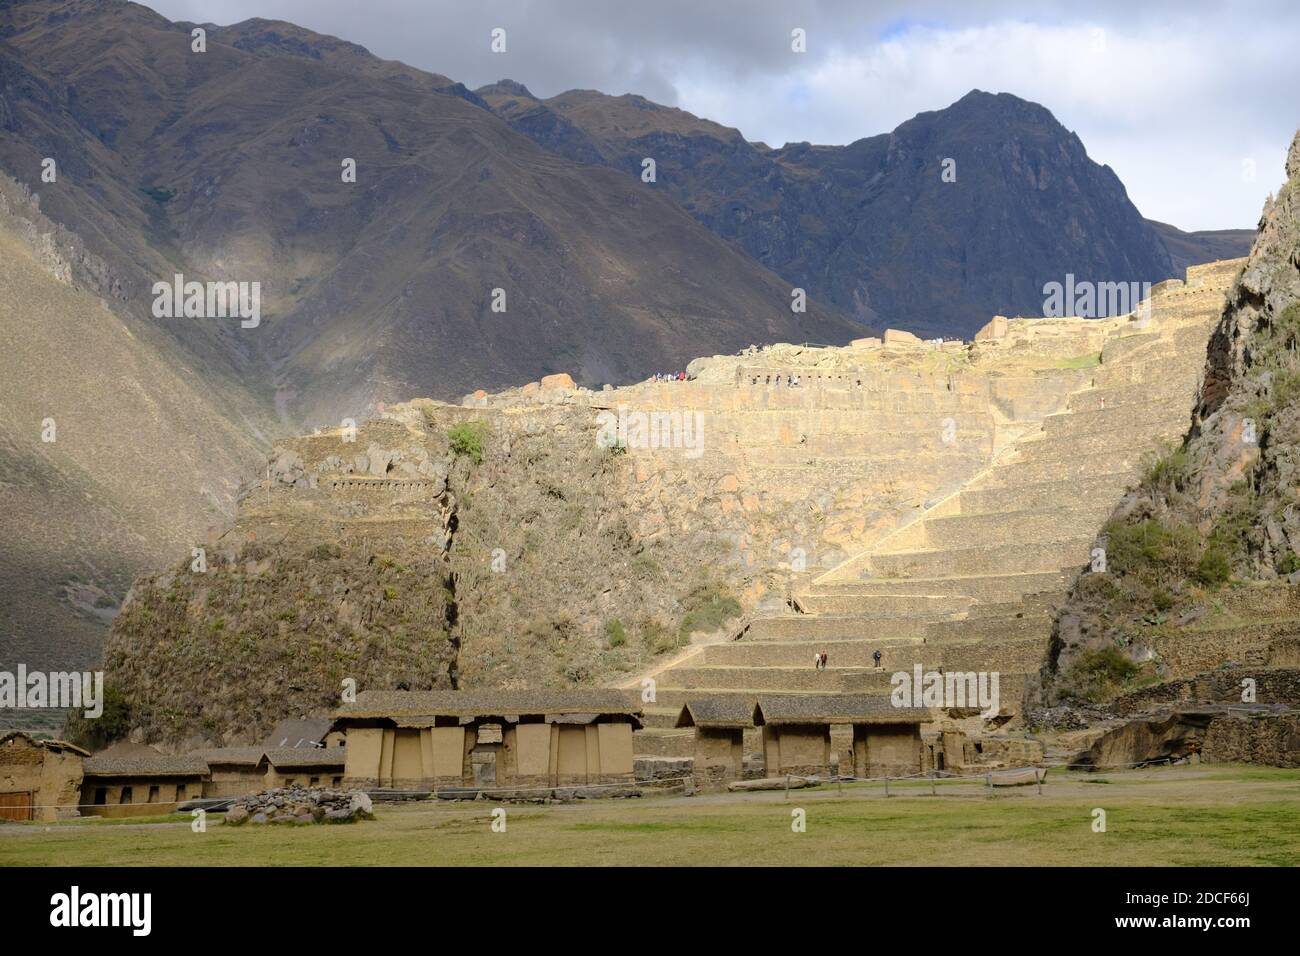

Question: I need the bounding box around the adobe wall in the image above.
[692,728,743,789]
[855,724,923,777]
[0,737,84,822]
[79,777,199,818]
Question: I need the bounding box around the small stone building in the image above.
[333,690,643,791]
[0,731,89,821]
[79,753,210,817]
[754,695,930,778]
[196,747,271,798]
[675,699,754,789]
[264,747,346,788]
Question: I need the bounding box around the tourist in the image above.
[873,649,883,669]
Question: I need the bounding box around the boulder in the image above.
[540,372,576,390]
[348,792,374,817]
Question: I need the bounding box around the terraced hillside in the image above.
[633,259,1243,755]
[101,259,1244,747]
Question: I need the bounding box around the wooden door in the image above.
[0,790,34,821]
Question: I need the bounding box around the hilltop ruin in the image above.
[101,258,1256,751]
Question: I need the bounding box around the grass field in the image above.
[2,765,1297,866]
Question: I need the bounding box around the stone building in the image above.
[0,731,89,821]
[333,690,642,791]
[79,752,209,817]
[754,695,930,778]
[264,748,346,788]
[195,747,269,798]
[675,699,754,789]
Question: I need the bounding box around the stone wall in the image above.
[1203,713,1300,768]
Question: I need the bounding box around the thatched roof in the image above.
[335,689,643,729]
[0,730,90,757]
[264,747,346,770]
[82,753,210,778]
[754,694,932,726]
[264,718,333,749]
[675,699,757,729]
[195,747,267,768]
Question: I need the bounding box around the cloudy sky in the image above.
[150,0,1298,230]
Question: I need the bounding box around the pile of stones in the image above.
[223,787,374,825]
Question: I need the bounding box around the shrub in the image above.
[1152,588,1174,612]
[1140,443,1190,495]
[448,421,488,464]
[63,687,132,750]
[1103,518,1200,585]
[640,619,677,655]
[604,619,627,649]
[1079,645,1140,686]
[1193,547,1232,587]
[677,584,742,639]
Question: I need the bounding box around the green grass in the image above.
[1055,352,1102,370]
[3,766,1298,866]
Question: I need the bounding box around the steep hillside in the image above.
[0,174,266,674]
[0,0,856,425]
[482,84,1227,338]
[102,401,748,745]
[1046,132,1300,708]
[1147,220,1255,274]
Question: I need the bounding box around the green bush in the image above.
[1103,518,1200,584]
[1193,547,1232,587]
[677,584,742,639]
[1152,588,1174,612]
[604,619,627,648]
[640,619,677,655]
[1079,646,1140,686]
[63,687,132,750]
[448,421,488,464]
[1140,443,1190,495]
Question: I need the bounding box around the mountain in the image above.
[0,0,857,426]
[1144,219,1256,274]
[479,84,1251,337]
[0,172,266,673]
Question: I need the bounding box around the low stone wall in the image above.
[1113,668,1300,715]
[1203,713,1300,768]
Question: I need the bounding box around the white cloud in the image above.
[149,0,1299,229]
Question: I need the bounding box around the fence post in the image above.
[931,771,936,796]
[785,774,790,800]
[884,776,890,798]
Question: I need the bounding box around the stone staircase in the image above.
[633,261,1242,755]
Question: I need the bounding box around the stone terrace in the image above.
[631,259,1244,755]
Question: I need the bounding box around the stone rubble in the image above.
[223,786,374,825]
